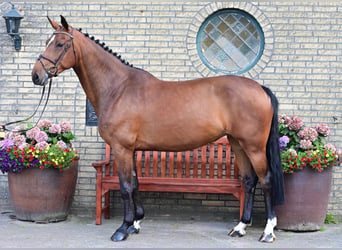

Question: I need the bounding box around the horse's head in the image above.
[32,16,76,86]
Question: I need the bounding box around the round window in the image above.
[196,9,265,75]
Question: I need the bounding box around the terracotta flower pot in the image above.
[8,160,78,222]
[275,166,333,231]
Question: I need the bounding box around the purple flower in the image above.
[279,136,290,151]
[0,149,25,174]
[0,139,15,149]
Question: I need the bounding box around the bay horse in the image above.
[31,16,284,243]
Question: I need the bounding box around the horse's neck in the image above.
[73,40,133,113]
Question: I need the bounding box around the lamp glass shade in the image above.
[3,5,23,35]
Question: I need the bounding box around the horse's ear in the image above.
[47,16,60,30]
[60,15,69,30]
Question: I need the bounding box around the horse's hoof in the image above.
[127,220,141,234]
[111,230,128,242]
[127,225,139,234]
[259,232,275,243]
[228,229,245,238]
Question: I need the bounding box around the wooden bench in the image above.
[92,137,244,225]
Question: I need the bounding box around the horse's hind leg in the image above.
[248,151,277,243]
[228,138,258,237]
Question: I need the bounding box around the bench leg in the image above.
[95,189,102,225]
[95,172,103,225]
[104,191,110,219]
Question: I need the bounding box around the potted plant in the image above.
[0,119,79,223]
[275,114,339,231]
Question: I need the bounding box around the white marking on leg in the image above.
[134,220,141,230]
[233,221,248,236]
[264,217,277,237]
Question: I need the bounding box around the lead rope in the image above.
[0,79,52,134]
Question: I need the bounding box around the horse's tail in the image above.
[262,86,285,206]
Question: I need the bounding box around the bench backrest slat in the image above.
[185,151,191,178]
[201,146,206,178]
[145,151,150,177]
[193,149,198,178]
[161,151,166,178]
[106,137,237,179]
[169,152,174,178]
[176,151,182,178]
[153,151,158,177]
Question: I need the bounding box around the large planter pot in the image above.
[8,160,78,223]
[275,166,333,231]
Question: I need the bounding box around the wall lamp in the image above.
[3,3,23,51]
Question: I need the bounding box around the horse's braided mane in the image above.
[76,28,136,69]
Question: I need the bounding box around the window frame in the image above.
[196,9,265,75]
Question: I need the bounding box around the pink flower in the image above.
[26,127,41,140]
[298,127,318,142]
[300,139,313,150]
[35,141,49,150]
[12,134,26,147]
[37,119,52,129]
[288,116,304,131]
[34,131,48,143]
[59,121,72,133]
[315,123,330,137]
[287,148,297,156]
[324,143,336,153]
[49,124,62,134]
[18,143,28,150]
[8,131,21,140]
[56,140,67,149]
[278,114,290,125]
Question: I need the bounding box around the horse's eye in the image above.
[57,43,64,48]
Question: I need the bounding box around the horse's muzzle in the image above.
[32,71,49,86]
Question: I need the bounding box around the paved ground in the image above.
[0,209,341,248]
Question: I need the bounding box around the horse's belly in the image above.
[136,121,225,151]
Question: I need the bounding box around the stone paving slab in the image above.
[0,210,341,248]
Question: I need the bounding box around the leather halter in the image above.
[37,29,76,78]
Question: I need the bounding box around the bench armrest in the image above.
[92,159,110,168]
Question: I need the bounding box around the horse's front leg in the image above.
[229,173,258,237]
[227,144,257,238]
[110,147,144,242]
[127,171,145,234]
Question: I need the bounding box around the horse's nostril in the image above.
[32,73,40,84]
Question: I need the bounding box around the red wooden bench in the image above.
[92,137,244,225]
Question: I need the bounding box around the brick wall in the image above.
[0,1,341,217]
